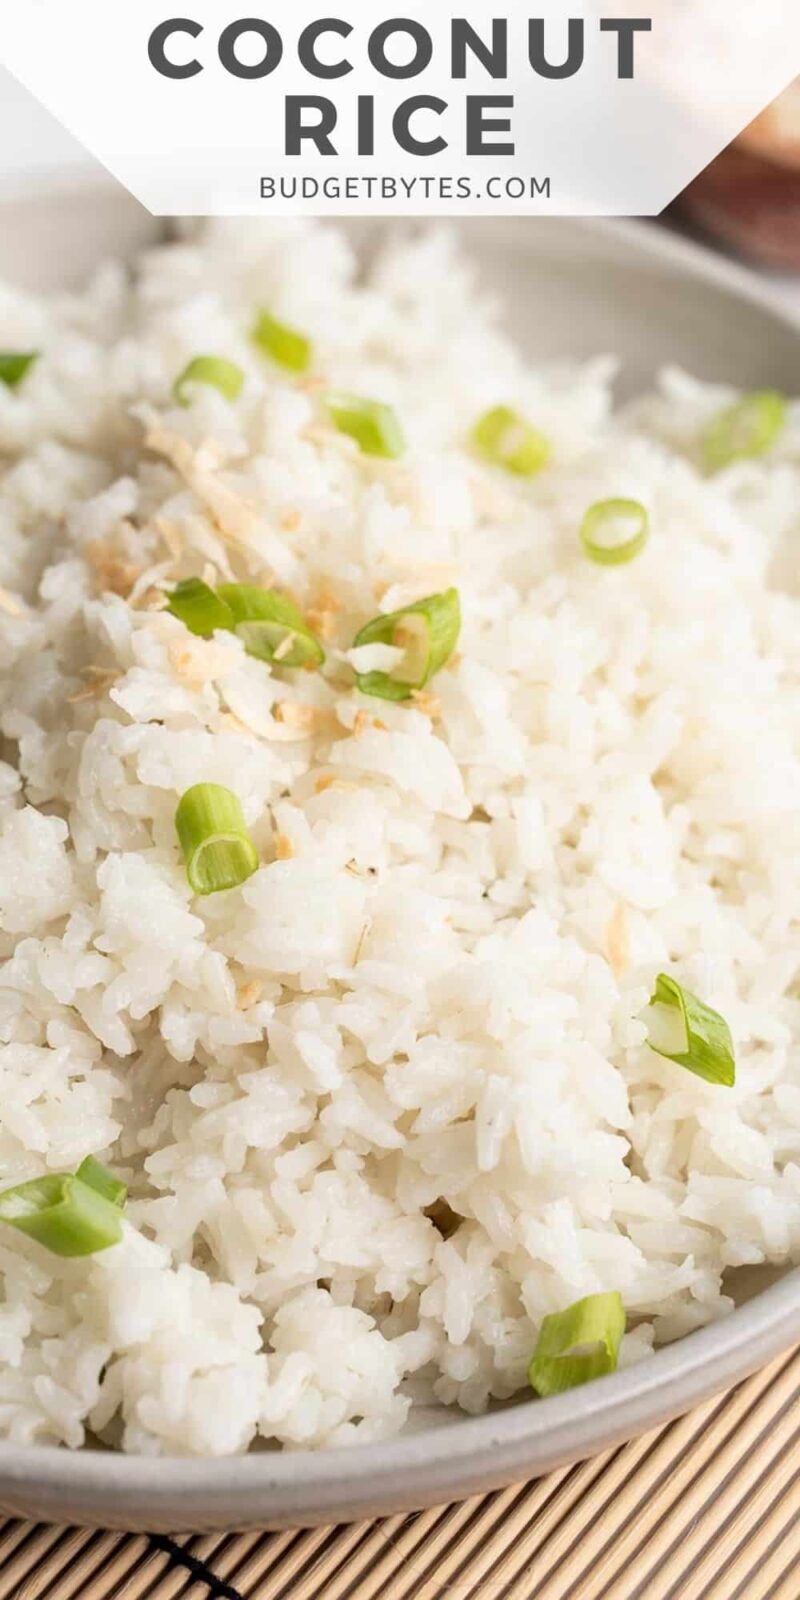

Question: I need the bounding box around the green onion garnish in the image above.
[167,577,236,637]
[75,1156,127,1209]
[326,392,406,460]
[175,783,259,896]
[580,498,649,567]
[174,355,245,406]
[352,588,461,701]
[0,352,39,389]
[472,405,550,477]
[166,578,325,670]
[529,1292,625,1398]
[252,310,312,374]
[217,584,325,668]
[703,390,786,473]
[0,1171,125,1256]
[646,974,735,1086]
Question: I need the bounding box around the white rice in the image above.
[0,219,799,1457]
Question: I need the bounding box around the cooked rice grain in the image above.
[0,220,798,1455]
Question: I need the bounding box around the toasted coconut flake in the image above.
[67,687,103,706]
[168,644,194,678]
[274,833,295,861]
[148,419,203,473]
[196,474,260,551]
[313,584,342,614]
[236,980,264,1010]
[155,517,184,562]
[154,514,230,579]
[305,609,337,643]
[67,666,119,705]
[305,422,347,449]
[0,586,25,618]
[314,773,359,795]
[264,722,317,743]
[352,919,372,965]
[222,700,315,743]
[353,710,388,737]
[168,636,237,684]
[306,585,341,643]
[411,690,441,719]
[128,561,176,609]
[85,539,144,599]
[281,509,303,533]
[604,902,631,976]
[274,701,322,734]
[139,587,170,612]
[219,711,255,737]
[145,418,295,580]
[306,608,337,643]
[185,514,236,580]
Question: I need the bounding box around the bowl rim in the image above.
[1,1268,798,1509]
[0,181,799,1527]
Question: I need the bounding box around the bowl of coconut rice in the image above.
[0,178,798,1529]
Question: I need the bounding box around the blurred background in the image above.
[0,64,799,273]
[678,78,800,268]
[0,69,88,187]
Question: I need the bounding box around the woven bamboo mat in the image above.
[0,1346,798,1600]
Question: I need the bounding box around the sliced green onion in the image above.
[167,577,325,671]
[352,588,461,702]
[472,405,550,477]
[326,392,406,460]
[529,1292,625,1398]
[175,783,259,896]
[580,498,649,567]
[0,351,39,389]
[646,974,735,1086]
[252,310,312,374]
[167,578,235,638]
[174,355,244,406]
[75,1156,127,1209]
[0,1173,124,1257]
[217,584,324,668]
[703,390,786,473]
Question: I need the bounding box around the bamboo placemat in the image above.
[0,1345,798,1600]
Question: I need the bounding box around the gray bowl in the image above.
[0,178,798,1532]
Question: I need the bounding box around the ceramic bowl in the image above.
[0,176,798,1531]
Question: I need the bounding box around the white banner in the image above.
[0,0,798,216]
